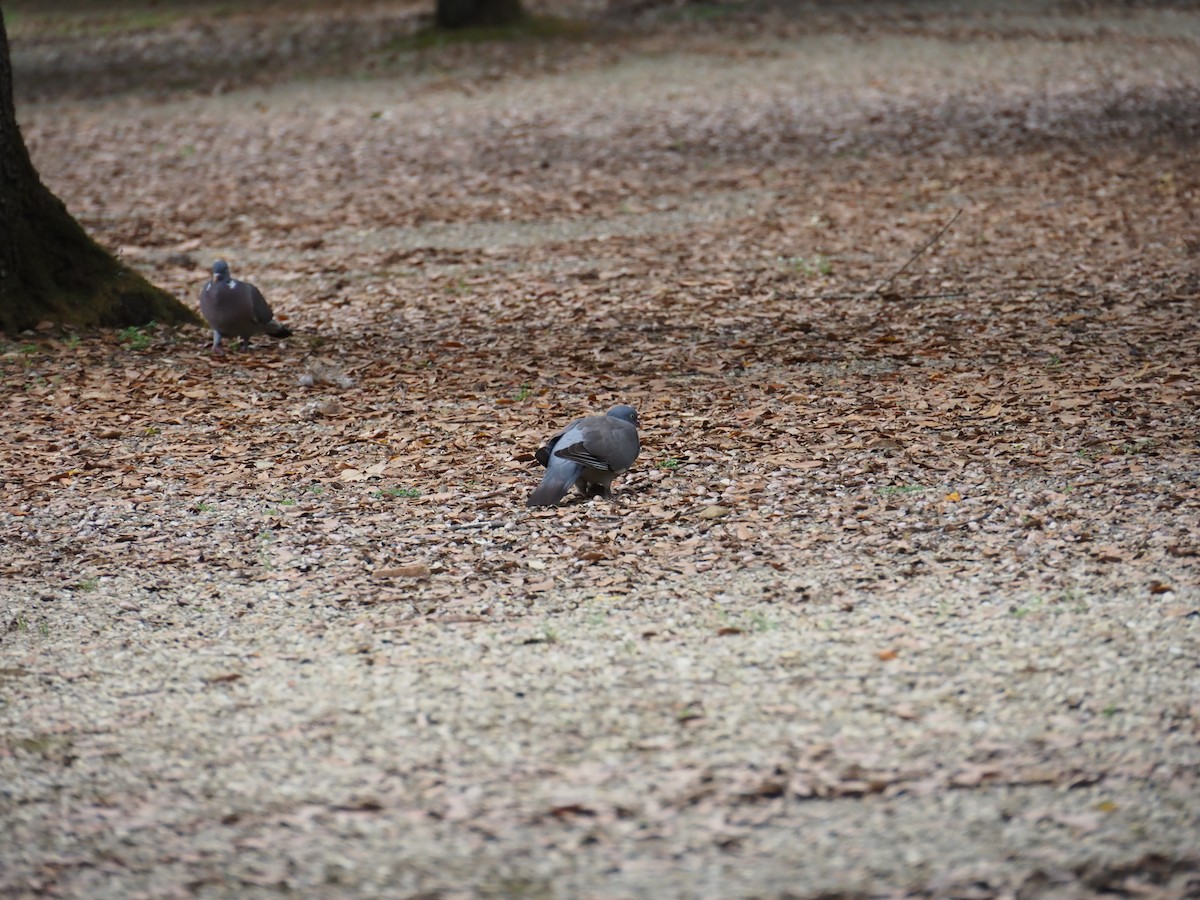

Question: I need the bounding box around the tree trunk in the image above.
[0,8,198,334]
[435,0,525,29]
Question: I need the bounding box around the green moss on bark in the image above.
[1,188,199,333]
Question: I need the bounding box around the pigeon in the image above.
[528,405,641,507]
[199,260,292,353]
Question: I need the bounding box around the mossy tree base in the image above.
[0,8,199,335]
[1,184,200,334]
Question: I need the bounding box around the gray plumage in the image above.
[528,405,641,507]
[199,260,292,353]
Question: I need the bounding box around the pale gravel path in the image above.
[3,561,1198,896]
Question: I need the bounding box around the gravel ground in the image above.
[3,3,1200,897]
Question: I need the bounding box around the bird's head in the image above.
[211,260,232,282]
[607,405,639,427]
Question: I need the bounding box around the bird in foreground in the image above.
[528,405,641,508]
[199,260,292,354]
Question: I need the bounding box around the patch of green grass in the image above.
[119,322,155,351]
[20,343,38,357]
[491,877,555,898]
[748,611,777,632]
[373,487,421,500]
[513,384,532,402]
[143,426,161,437]
[15,734,74,759]
[11,7,185,39]
[194,501,214,513]
[1113,438,1158,456]
[278,497,297,507]
[1102,705,1118,718]
[1046,354,1063,369]
[1055,590,1090,615]
[77,577,99,593]
[541,626,559,645]
[14,615,28,632]
[658,457,681,471]
[788,254,833,277]
[104,9,181,34]
[1010,596,1045,618]
[63,333,81,349]
[878,483,925,496]
[257,530,275,570]
[669,2,741,21]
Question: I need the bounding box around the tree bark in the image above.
[435,0,525,29]
[0,7,198,334]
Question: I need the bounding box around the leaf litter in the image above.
[2,2,1200,897]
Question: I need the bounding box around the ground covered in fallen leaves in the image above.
[2,2,1199,897]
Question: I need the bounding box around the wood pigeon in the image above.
[528,405,641,507]
[199,260,292,353]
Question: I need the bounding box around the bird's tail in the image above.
[527,461,580,507]
[267,320,292,339]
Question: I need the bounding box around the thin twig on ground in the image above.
[867,208,963,300]
[811,291,968,302]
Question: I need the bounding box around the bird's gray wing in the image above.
[528,423,589,507]
[554,417,640,473]
[198,281,223,350]
[528,412,640,507]
[246,282,275,327]
[241,281,291,338]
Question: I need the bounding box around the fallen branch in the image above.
[811,291,968,302]
[868,208,963,300]
[895,291,968,302]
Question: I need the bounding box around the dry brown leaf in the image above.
[374,564,431,579]
[203,672,242,684]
